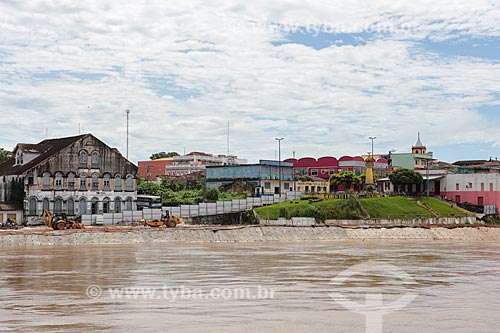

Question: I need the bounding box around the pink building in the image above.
[285,156,388,180]
[441,173,500,213]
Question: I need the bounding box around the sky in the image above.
[0,0,499,164]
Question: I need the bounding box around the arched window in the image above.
[125,175,133,191]
[103,174,111,191]
[43,172,51,190]
[67,198,75,215]
[68,173,75,190]
[115,174,122,191]
[29,197,37,215]
[55,172,63,190]
[79,150,88,168]
[79,198,87,214]
[91,151,99,168]
[91,197,99,214]
[43,198,50,211]
[80,174,87,190]
[92,173,99,191]
[103,197,110,213]
[54,197,63,213]
[125,197,133,211]
[114,198,121,213]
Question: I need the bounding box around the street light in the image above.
[369,137,376,157]
[275,137,284,197]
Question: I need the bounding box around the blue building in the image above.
[206,160,293,196]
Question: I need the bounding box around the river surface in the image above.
[1,241,499,332]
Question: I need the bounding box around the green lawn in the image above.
[419,197,468,217]
[254,198,344,220]
[255,196,469,220]
[359,197,432,219]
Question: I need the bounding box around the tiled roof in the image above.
[0,134,87,176]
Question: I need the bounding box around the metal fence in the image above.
[81,192,301,226]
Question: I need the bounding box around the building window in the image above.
[68,173,75,190]
[79,198,87,214]
[43,198,50,211]
[67,198,74,215]
[125,197,133,211]
[115,175,122,191]
[29,197,37,215]
[456,183,460,191]
[79,151,88,168]
[54,198,63,214]
[490,183,494,192]
[125,175,133,191]
[92,174,99,191]
[284,183,290,190]
[264,182,271,189]
[329,169,335,175]
[311,169,318,176]
[114,198,122,213]
[43,172,50,190]
[91,198,99,214]
[103,197,110,213]
[481,183,485,191]
[91,151,99,168]
[321,169,327,174]
[103,174,111,191]
[469,182,473,189]
[27,172,34,185]
[80,174,87,190]
[55,172,63,190]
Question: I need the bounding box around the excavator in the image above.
[41,208,85,230]
[141,211,181,228]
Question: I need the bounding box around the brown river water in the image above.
[1,241,499,332]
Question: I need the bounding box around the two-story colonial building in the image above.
[0,133,138,224]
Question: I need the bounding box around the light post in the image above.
[126,109,130,160]
[275,137,284,197]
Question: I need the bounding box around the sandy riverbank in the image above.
[1,225,500,246]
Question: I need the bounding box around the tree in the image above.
[388,168,423,194]
[150,151,180,160]
[330,171,357,191]
[0,148,12,164]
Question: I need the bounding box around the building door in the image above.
[274,187,280,194]
[434,181,441,195]
[478,197,484,206]
[455,195,461,203]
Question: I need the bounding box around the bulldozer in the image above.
[41,208,85,230]
[141,212,181,228]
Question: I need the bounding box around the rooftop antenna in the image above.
[227,120,230,156]
[78,122,81,135]
[293,150,296,158]
[45,127,48,139]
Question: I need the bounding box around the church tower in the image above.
[412,132,426,155]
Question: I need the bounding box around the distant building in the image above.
[391,133,434,170]
[138,158,173,180]
[0,134,138,224]
[206,160,293,196]
[285,156,388,180]
[164,152,247,179]
[295,178,330,194]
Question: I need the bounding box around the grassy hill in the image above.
[254,196,468,220]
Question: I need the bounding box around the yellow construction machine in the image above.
[41,208,85,230]
[141,212,181,228]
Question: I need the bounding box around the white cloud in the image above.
[0,0,499,163]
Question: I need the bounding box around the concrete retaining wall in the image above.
[260,216,477,226]
[1,226,500,247]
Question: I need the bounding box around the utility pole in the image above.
[275,137,284,197]
[126,109,130,160]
